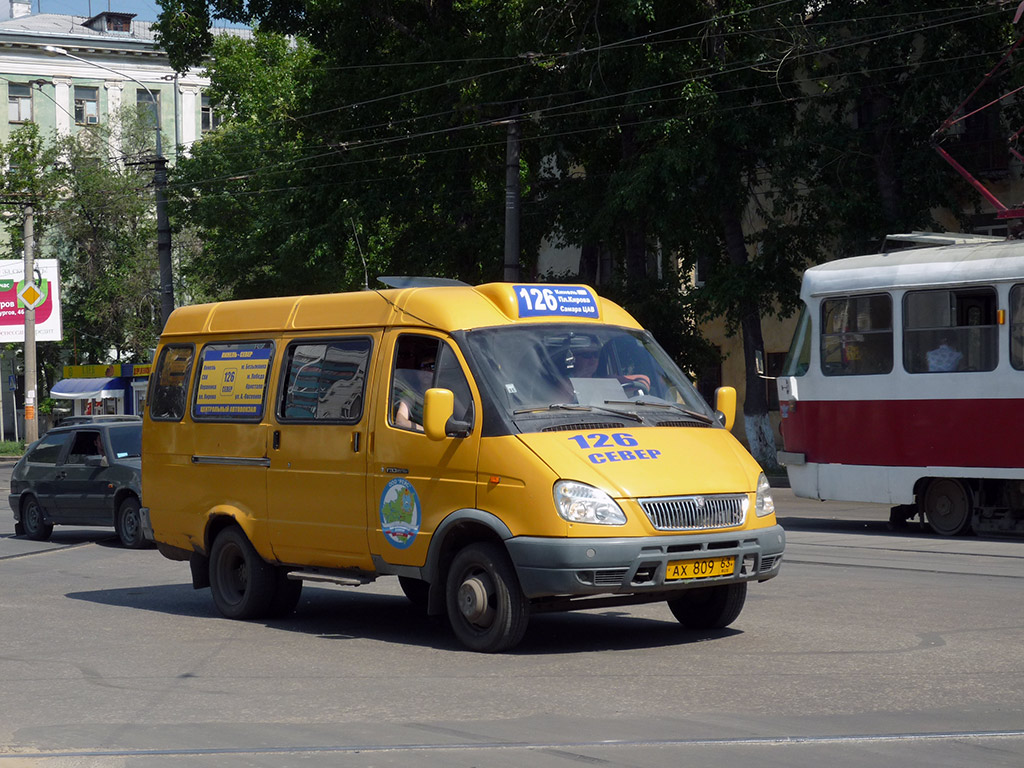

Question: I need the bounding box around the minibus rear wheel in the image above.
[445,542,529,652]
[667,582,747,629]
[209,526,277,620]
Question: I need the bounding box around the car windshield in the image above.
[108,425,142,459]
[463,324,716,430]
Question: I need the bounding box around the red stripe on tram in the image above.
[780,399,1024,469]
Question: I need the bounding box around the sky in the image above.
[35,0,171,23]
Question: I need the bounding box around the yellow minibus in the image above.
[141,280,784,651]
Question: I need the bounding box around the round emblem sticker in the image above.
[379,478,421,549]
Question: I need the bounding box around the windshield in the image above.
[108,424,142,459]
[463,324,716,431]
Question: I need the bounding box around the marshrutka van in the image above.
[141,279,784,652]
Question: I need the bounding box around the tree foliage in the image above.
[157,1,1024,462]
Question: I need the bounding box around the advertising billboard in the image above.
[0,259,62,342]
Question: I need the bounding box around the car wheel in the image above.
[209,526,276,620]
[21,496,53,542]
[667,582,747,630]
[115,496,147,549]
[445,542,529,653]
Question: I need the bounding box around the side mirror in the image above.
[714,386,736,432]
[423,388,455,441]
[84,455,106,467]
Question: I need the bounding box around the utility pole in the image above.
[503,108,521,282]
[155,155,173,325]
[23,204,37,444]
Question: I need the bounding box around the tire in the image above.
[115,496,147,549]
[267,569,303,618]
[445,542,529,653]
[21,496,53,542]
[209,527,277,620]
[920,478,973,536]
[668,582,747,629]
[398,576,430,610]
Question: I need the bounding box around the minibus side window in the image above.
[192,340,274,421]
[903,288,997,373]
[278,338,371,423]
[1010,285,1024,370]
[149,344,194,421]
[390,335,473,432]
[820,294,893,376]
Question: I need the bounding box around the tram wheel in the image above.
[920,478,973,536]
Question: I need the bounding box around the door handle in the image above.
[273,430,280,450]
[57,471,66,479]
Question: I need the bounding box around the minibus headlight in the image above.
[755,472,775,517]
[553,481,627,526]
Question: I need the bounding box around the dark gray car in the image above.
[8,422,145,548]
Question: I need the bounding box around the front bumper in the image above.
[505,524,785,599]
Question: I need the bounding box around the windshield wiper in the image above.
[513,403,643,423]
[604,399,714,425]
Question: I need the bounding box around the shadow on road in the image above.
[65,581,742,654]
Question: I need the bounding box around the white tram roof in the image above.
[802,239,1024,298]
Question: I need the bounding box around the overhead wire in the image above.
[167,0,1013,190]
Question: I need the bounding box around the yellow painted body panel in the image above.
[143,282,778,580]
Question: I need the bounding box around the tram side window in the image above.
[1010,285,1024,370]
[820,294,893,376]
[904,288,997,373]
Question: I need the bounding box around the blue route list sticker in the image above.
[195,345,273,418]
[514,285,598,318]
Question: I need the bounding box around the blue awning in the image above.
[49,378,126,399]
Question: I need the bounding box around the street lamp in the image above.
[43,44,175,328]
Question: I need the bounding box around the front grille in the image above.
[760,554,782,572]
[640,494,747,531]
[542,422,625,432]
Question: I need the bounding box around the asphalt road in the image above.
[1,466,1022,768]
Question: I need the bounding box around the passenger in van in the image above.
[555,340,651,401]
[394,354,435,431]
[927,338,962,372]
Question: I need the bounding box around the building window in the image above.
[74,86,99,125]
[201,94,222,132]
[8,83,32,123]
[136,89,160,125]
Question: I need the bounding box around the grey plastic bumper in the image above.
[505,524,785,599]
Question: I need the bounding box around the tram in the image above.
[776,235,1024,536]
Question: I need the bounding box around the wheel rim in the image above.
[25,502,40,531]
[456,568,496,629]
[924,479,970,535]
[121,507,139,541]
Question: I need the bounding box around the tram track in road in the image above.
[0,536,104,561]
[1,728,1023,762]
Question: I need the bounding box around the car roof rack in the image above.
[377,276,470,288]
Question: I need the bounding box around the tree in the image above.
[49,107,166,363]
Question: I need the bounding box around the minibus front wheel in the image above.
[209,526,277,620]
[667,582,747,630]
[445,542,529,652]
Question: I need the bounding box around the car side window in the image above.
[26,432,72,464]
[66,430,105,466]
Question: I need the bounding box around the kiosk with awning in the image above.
[49,363,150,417]
[49,376,129,416]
